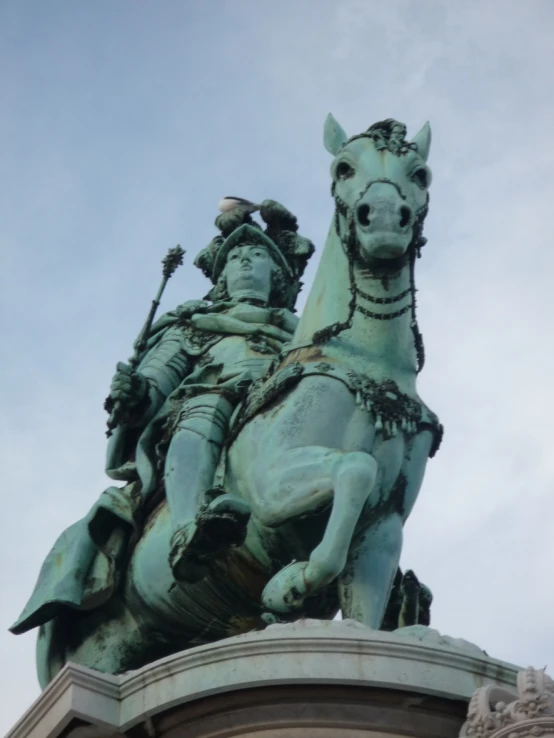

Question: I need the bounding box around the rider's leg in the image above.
[164,392,250,582]
[165,393,231,524]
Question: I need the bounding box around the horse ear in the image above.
[411,121,432,162]
[324,113,348,156]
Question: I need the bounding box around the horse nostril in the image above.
[399,206,412,228]
[357,204,371,227]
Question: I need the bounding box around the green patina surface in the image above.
[11,116,440,687]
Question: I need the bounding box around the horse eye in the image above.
[335,161,355,180]
[412,167,430,189]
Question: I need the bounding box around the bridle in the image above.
[312,177,428,373]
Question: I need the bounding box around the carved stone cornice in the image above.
[8,621,519,738]
[461,668,554,738]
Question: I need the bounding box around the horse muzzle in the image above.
[354,191,413,260]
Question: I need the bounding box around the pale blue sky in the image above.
[2,1,554,733]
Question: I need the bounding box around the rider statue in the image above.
[11,199,314,634]
[106,199,314,582]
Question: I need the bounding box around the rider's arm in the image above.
[138,326,191,423]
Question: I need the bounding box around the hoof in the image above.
[262,561,310,613]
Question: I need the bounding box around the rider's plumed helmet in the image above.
[194,201,315,309]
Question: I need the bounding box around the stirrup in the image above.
[169,498,251,584]
[169,522,210,584]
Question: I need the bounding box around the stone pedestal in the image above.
[6,620,520,738]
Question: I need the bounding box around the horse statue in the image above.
[11,115,441,687]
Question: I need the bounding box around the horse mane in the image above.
[348,118,415,156]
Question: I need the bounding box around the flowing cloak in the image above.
[10,301,298,635]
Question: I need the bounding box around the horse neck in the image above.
[287,219,419,391]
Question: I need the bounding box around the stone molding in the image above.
[5,664,120,738]
[7,620,520,738]
[461,667,554,738]
[145,683,469,738]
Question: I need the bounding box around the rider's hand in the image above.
[109,362,148,414]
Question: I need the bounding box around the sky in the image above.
[1,0,554,733]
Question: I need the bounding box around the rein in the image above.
[312,183,427,373]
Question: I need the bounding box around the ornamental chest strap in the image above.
[233,361,442,457]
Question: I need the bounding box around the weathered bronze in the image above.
[11,116,440,687]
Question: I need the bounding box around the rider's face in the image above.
[225,244,273,302]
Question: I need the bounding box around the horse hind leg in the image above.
[260,447,378,614]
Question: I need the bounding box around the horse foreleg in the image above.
[338,513,403,629]
[261,448,378,614]
[305,451,378,587]
[338,430,434,628]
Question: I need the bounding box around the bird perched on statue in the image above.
[218,196,260,214]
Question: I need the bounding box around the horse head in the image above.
[324,114,432,263]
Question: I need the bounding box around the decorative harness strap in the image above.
[312,175,428,374]
[230,361,443,458]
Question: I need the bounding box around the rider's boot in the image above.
[169,489,251,583]
[164,393,251,583]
